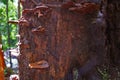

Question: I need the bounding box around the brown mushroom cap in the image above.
[29,60,49,69]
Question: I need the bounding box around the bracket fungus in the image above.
[34,5,52,17]
[8,18,29,27]
[69,2,100,14]
[22,9,34,15]
[32,26,45,34]
[29,60,49,69]
[61,1,76,9]
[18,17,30,27]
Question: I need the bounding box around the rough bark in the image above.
[104,0,120,66]
[103,0,120,79]
[0,34,5,80]
[18,0,105,80]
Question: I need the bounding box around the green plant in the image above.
[98,68,109,80]
[0,0,13,5]
[0,0,18,50]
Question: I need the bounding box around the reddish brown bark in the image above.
[0,35,5,80]
[18,0,105,80]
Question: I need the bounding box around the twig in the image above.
[8,20,19,24]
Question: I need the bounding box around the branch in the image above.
[8,20,19,24]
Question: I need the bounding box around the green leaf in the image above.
[0,0,14,5]
[0,0,18,50]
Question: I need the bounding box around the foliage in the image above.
[0,0,18,50]
[98,68,109,80]
[4,67,14,77]
[0,0,13,5]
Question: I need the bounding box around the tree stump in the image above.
[18,0,105,80]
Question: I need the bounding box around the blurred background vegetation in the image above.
[0,0,18,50]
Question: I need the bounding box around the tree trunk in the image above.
[103,0,120,79]
[0,34,5,80]
[18,0,105,80]
[105,0,120,66]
